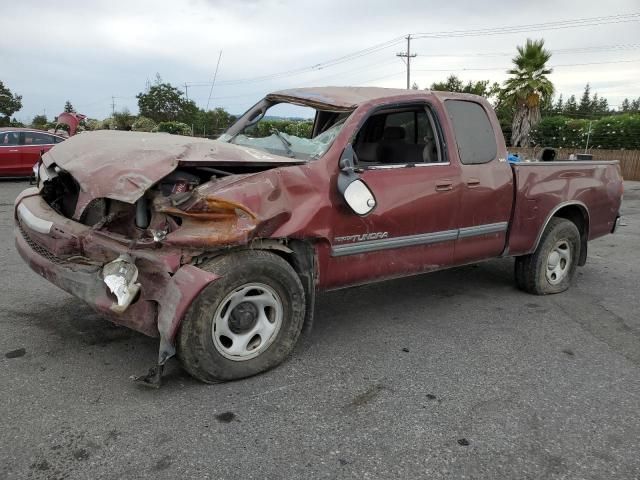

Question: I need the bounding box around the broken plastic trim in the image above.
[102,254,141,313]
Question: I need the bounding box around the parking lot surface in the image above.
[1,179,639,480]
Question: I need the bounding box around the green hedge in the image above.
[531,114,640,149]
[250,119,313,139]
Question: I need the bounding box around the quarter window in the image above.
[22,132,54,145]
[445,100,497,165]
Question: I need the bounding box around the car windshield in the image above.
[219,101,349,160]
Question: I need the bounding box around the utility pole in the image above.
[584,120,593,153]
[396,35,417,89]
[184,83,189,100]
[111,96,116,116]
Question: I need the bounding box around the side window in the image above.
[444,100,497,165]
[354,106,443,165]
[384,112,414,143]
[23,132,54,145]
[53,136,65,143]
[0,132,20,145]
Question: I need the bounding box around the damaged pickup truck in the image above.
[15,87,623,386]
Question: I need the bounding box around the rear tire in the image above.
[177,250,305,383]
[514,218,581,295]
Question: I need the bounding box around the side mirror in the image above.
[337,144,376,216]
[343,179,376,215]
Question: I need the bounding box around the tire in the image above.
[514,217,581,295]
[177,250,305,383]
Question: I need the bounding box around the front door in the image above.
[324,103,461,289]
[0,131,22,176]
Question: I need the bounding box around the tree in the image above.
[564,95,578,116]
[501,39,554,146]
[578,83,591,115]
[554,94,564,114]
[430,74,500,100]
[32,114,48,128]
[192,108,236,136]
[621,98,631,112]
[112,108,135,130]
[64,100,75,113]
[136,82,197,123]
[0,81,23,126]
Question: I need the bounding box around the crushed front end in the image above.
[14,158,264,386]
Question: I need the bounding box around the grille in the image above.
[18,223,66,265]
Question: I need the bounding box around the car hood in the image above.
[42,130,304,203]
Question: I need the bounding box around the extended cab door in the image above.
[443,99,514,263]
[324,101,462,288]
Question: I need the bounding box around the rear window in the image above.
[445,100,497,165]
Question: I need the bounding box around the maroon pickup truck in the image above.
[15,87,623,386]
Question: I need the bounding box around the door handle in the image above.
[9,149,19,153]
[466,178,481,187]
[435,181,453,192]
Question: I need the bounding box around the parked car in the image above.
[14,87,623,387]
[0,128,65,177]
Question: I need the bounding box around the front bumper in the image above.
[14,191,218,362]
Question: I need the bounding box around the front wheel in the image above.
[514,217,581,295]
[177,250,306,383]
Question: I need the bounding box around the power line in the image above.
[412,13,640,38]
[413,58,640,73]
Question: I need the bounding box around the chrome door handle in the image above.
[9,149,19,153]
[435,182,453,192]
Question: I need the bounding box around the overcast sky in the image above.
[2,0,639,122]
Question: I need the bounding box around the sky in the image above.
[1,0,639,122]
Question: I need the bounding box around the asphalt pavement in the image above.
[1,179,639,480]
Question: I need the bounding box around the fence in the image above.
[509,147,640,181]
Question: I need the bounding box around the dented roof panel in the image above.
[268,86,429,110]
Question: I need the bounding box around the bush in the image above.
[132,116,157,132]
[157,121,192,135]
[530,114,640,150]
[250,119,313,139]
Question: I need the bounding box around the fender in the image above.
[531,200,590,265]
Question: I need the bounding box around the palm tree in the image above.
[503,39,554,147]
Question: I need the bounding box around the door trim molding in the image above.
[330,221,508,257]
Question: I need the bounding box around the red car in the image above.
[14,87,623,387]
[0,128,65,177]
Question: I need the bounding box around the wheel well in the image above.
[192,239,317,334]
[552,204,589,266]
[265,240,316,336]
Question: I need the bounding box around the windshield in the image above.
[219,101,349,160]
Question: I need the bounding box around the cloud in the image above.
[2,0,639,121]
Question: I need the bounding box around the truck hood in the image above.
[42,130,304,204]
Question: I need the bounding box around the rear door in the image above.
[324,101,462,288]
[0,131,22,175]
[20,131,58,174]
[443,99,513,263]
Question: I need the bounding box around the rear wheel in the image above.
[177,250,305,383]
[514,217,581,295]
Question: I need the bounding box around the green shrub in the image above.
[157,121,192,135]
[132,116,157,132]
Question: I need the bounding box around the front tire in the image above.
[177,250,305,383]
[514,217,581,295]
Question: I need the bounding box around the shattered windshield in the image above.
[219,102,349,160]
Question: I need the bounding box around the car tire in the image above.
[514,217,581,295]
[177,250,305,383]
